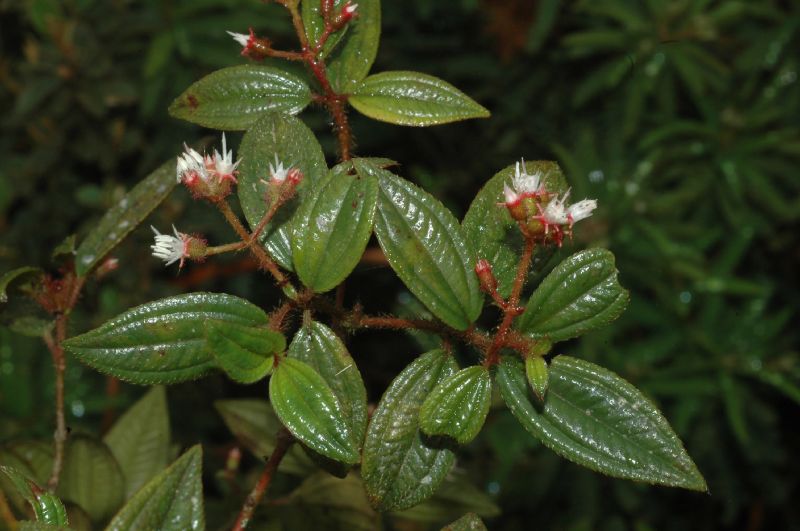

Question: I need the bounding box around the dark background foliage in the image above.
[1,0,798,529]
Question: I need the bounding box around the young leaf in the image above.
[57,435,124,522]
[462,160,568,297]
[301,0,348,59]
[441,513,488,531]
[105,445,204,531]
[103,387,170,499]
[516,249,629,342]
[0,267,42,303]
[63,292,267,385]
[350,71,490,126]
[525,356,549,400]
[496,356,707,491]
[269,357,360,466]
[362,349,458,511]
[419,365,492,445]
[75,160,175,276]
[214,399,315,475]
[367,161,482,330]
[326,0,381,93]
[205,322,285,384]
[168,65,311,130]
[292,162,379,293]
[237,112,328,270]
[288,319,368,450]
[0,465,69,526]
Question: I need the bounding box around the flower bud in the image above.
[474,259,498,295]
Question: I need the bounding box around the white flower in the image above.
[227,30,250,48]
[151,225,188,267]
[511,159,543,196]
[503,183,520,205]
[343,2,358,16]
[268,155,290,183]
[542,190,597,226]
[208,133,240,183]
[567,199,597,222]
[176,145,209,184]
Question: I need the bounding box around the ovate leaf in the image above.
[288,319,368,450]
[103,387,170,499]
[392,469,500,523]
[206,322,285,384]
[516,249,629,342]
[462,161,568,297]
[442,513,488,531]
[350,71,489,126]
[57,435,124,522]
[269,357,359,466]
[496,356,707,491]
[419,366,492,445]
[63,292,267,384]
[368,161,482,330]
[362,349,458,511]
[168,65,311,130]
[0,465,69,526]
[75,160,175,276]
[105,445,204,531]
[237,112,327,270]
[327,0,381,93]
[214,399,315,475]
[293,161,379,293]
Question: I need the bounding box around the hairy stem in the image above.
[231,429,294,531]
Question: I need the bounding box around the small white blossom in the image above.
[227,30,250,48]
[268,155,290,183]
[503,183,520,205]
[151,225,188,267]
[511,159,543,196]
[542,190,597,226]
[567,199,597,222]
[176,145,209,184]
[208,133,241,183]
[343,2,358,16]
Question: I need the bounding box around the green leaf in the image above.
[51,234,77,260]
[392,469,500,523]
[237,112,328,270]
[0,465,69,526]
[288,319,368,450]
[57,435,124,522]
[0,267,42,303]
[362,349,458,511]
[441,513,488,531]
[63,292,267,385]
[75,160,176,276]
[269,357,360,466]
[327,0,381,93]
[286,472,379,531]
[214,399,315,475]
[168,65,311,131]
[525,356,549,401]
[462,161,568,298]
[301,0,348,59]
[516,249,629,342]
[105,445,204,531]
[292,161,379,293]
[419,365,492,445]
[103,387,170,499]
[368,161,482,330]
[206,322,284,384]
[350,71,489,126]
[496,356,707,491]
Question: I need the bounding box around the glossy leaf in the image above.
[237,112,327,270]
[0,266,42,303]
[287,472,379,531]
[350,71,489,126]
[462,161,568,297]
[516,249,629,342]
[368,161,482,330]
[419,365,492,445]
[75,160,175,276]
[525,356,549,400]
[168,65,311,130]
[0,465,69,526]
[288,319,368,449]
[57,435,124,522]
[206,322,284,384]
[327,0,381,93]
[292,162,379,293]
[63,292,267,385]
[269,357,359,466]
[392,469,500,523]
[301,0,348,59]
[442,513,488,531]
[362,349,458,511]
[214,399,315,475]
[496,356,707,491]
[105,445,204,531]
[103,387,170,499]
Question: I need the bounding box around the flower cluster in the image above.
[501,158,597,246]
[150,226,206,269]
[176,134,240,200]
